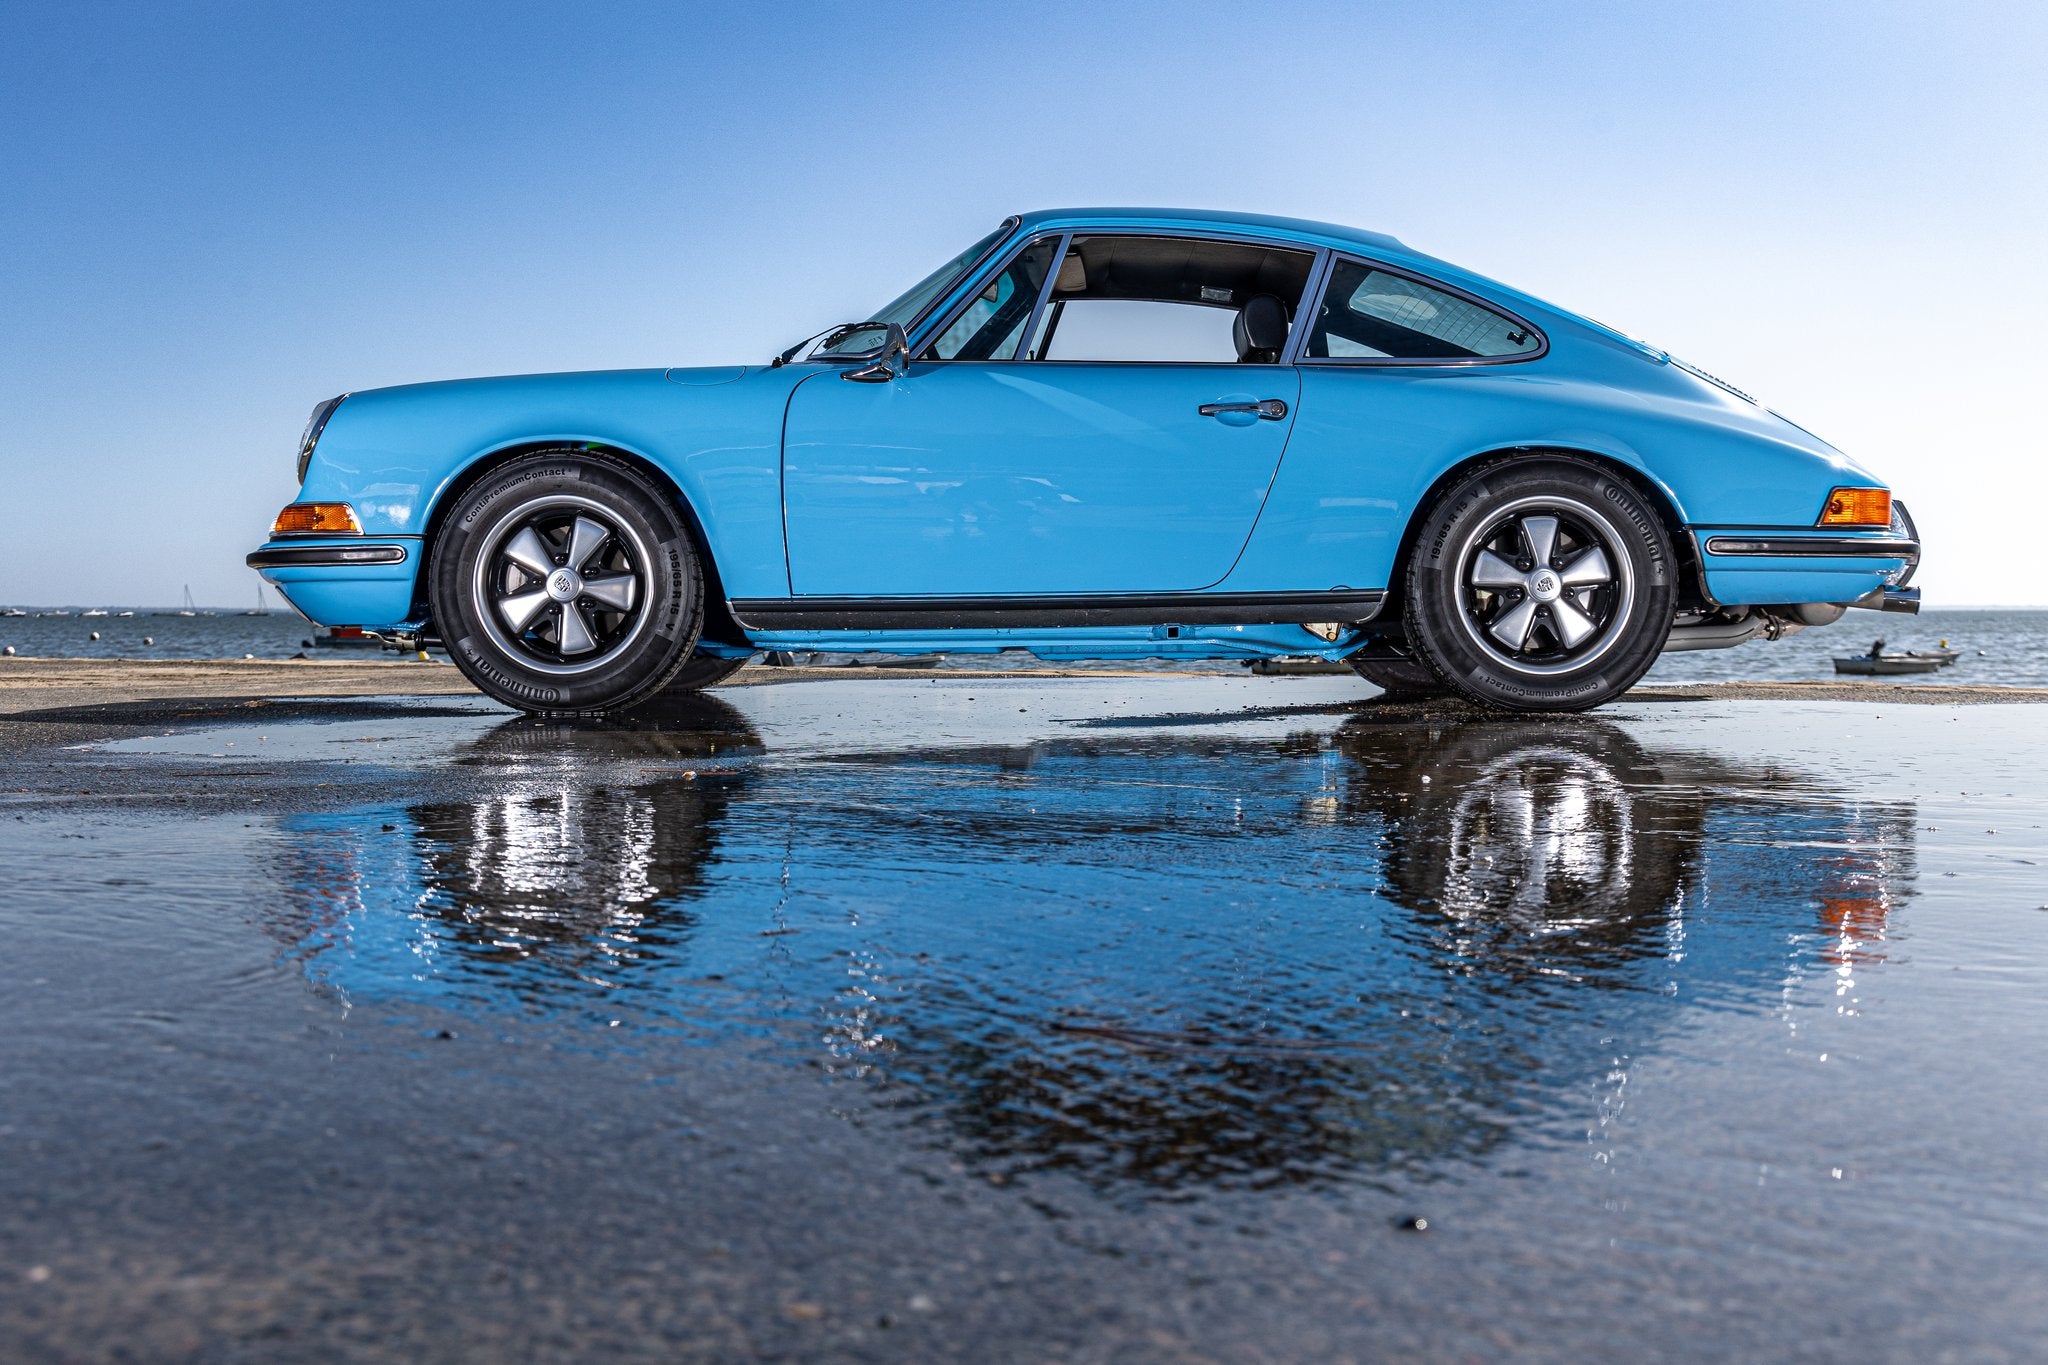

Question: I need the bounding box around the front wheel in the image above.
[653,652,752,696]
[430,452,706,713]
[1401,459,1675,712]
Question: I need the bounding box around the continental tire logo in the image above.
[1601,482,1666,564]
[459,638,562,704]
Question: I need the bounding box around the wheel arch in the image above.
[412,438,746,646]
[1380,444,1708,623]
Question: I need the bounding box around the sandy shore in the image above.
[3,655,2045,715]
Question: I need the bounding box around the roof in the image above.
[1012,207,1597,345]
[1015,207,1410,257]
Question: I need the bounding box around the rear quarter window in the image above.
[1306,259,1542,362]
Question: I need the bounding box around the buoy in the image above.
[90,631,100,640]
[2,645,13,657]
[143,636,153,645]
[416,649,430,661]
[243,653,255,660]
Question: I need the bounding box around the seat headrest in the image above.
[1054,253,1087,294]
[1233,294,1289,361]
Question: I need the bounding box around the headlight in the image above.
[296,394,348,485]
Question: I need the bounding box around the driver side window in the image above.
[922,239,1057,361]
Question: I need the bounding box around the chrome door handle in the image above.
[1198,398,1288,420]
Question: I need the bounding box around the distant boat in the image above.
[1834,655,1943,676]
[1,607,25,618]
[175,584,197,617]
[242,583,269,616]
[43,609,71,617]
[115,610,134,617]
[82,608,108,617]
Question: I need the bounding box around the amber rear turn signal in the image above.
[271,502,363,536]
[1817,487,1892,527]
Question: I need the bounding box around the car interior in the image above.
[922,234,1317,364]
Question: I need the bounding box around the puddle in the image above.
[8,679,2048,1357]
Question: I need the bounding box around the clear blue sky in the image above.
[3,0,2042,606]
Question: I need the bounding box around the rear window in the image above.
[1305,259,1541,361]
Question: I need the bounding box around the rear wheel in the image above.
[1349,653,1447,697]
[430,452,705,713]
[1402,459,1674,712]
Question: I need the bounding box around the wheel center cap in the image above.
[546,568,584,602]
[1528,571,1561,603]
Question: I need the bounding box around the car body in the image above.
[249,207,1920,713]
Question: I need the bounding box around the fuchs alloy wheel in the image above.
[430,452,705,713]
[1402,459,1674,712]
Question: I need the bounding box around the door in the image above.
[780,230,1317,597]
[781,363,1299,596]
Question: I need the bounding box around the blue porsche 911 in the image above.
[248,208,1920,713]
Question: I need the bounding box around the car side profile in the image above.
[248,208,1920,713]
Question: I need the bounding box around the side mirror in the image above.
[841,323,910,383]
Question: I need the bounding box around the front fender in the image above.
[298,367,808,602]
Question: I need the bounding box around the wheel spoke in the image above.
[1552,596,1600,648]
[1488,599,1539,652]
[580,573,638,612]
[1520,515,1560,567]
[557,603,597,655]
[566,516,610,573]
[498,588,552,633]
[1469,549,1524,590]
[503,527,556,579]
[1558,545,1612,586]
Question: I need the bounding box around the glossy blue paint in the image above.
[293,366,804,597]
[782,363,1301,595]
[258,547,420,625]
[253,206,1916,654]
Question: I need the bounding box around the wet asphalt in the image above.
[3,677,2046,1363]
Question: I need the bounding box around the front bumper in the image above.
[246,538,421,626]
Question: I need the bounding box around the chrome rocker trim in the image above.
[727,589,1387,632]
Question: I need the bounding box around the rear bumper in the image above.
[246,538,421,626]
[1692,526,1920,608]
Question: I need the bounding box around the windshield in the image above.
[812,221,1014,357]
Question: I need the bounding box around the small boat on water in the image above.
[1835,655,1943,676]
[81,608,108,618]
[1903,648,1963,665]
[2,608,26,618]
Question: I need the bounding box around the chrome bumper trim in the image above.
[1703,536,1919,558]
[246,544,409,569]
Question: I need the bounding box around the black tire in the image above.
[1402,459,1674,712]
[430,452,705,714]
[653,653,752,697]
[1349,653,1448,697]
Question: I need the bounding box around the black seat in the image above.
[1233,294,1289,363]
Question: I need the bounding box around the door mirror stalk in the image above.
[842,323,911,383]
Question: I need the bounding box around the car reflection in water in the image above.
[275,702,1915,1196]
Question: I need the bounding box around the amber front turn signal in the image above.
[271,502,363,536]
[1817,487,1892,527]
